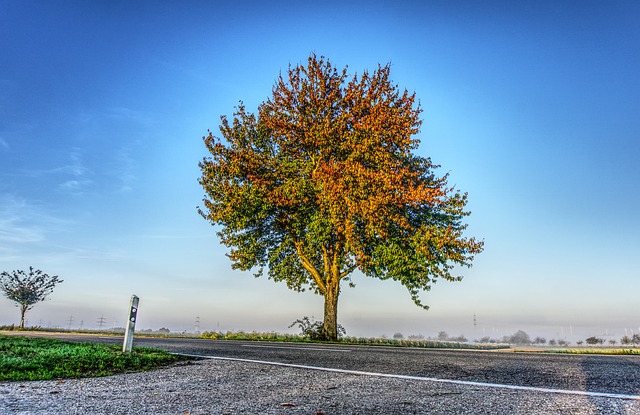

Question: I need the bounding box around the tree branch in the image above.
[294,240,326,294]
[340,264,358,279]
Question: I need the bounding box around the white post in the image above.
[123,295,139,353]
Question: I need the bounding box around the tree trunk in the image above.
[19,304,27,330]
[322,286,340,341]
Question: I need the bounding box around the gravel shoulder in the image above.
[2,357,640,415]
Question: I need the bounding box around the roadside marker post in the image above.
[123,295,139,353]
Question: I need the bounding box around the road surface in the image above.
[3,332,640,414]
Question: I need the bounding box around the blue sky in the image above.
[1,1,638,341]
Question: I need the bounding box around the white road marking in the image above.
[178,353,640,401]
[241,344,351,352]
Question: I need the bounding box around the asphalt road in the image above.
[5,332,640,414]
[26,333,640,397]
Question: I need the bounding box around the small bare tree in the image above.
[0,267,63,329]
[533,336,547,345]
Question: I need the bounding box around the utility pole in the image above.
[194,316,201,334]
[67,315,74,330]
[97,315,106,330]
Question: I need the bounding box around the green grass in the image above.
[0,335,189,381]
[201,330,509,350]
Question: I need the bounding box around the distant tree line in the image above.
[476,330,534,345]
[584,334,640,347]
[472,329,640,347]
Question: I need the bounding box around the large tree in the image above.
[0,267,63,330]
[198,54,483,340]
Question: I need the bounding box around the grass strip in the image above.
[545,348,640,355]
[201,331,509,350]
[0,334,189,381]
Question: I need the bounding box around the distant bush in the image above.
[503,330,531,345]
[199,329,509,350]
[477,336,501,344]
[533,337,547,345]
[342,337,507,350]
[435,331,467,343]
[201,330,304,342]
[586,336,603,345]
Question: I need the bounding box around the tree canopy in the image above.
[198,54,483,340]
[0,266,63,329]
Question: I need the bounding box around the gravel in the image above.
[2,357,640,414]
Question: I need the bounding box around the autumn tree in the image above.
[198,54,483,340]
[0,267,63,330]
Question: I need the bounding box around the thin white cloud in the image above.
[138,233,210,240]
[68,109,144,194]
[0,137,8,151]
[0,195,84,267]
[0,196,47,244]
[58,179,94,194]
[54,147,90,177]
[24,147,95,195]
[113,144,138,193]
[33,243,128,263]
[108,107,153,125]
[20,146,92,182]
[21,142,138,196]
[0,218,43,244]
[69,106,153,130]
